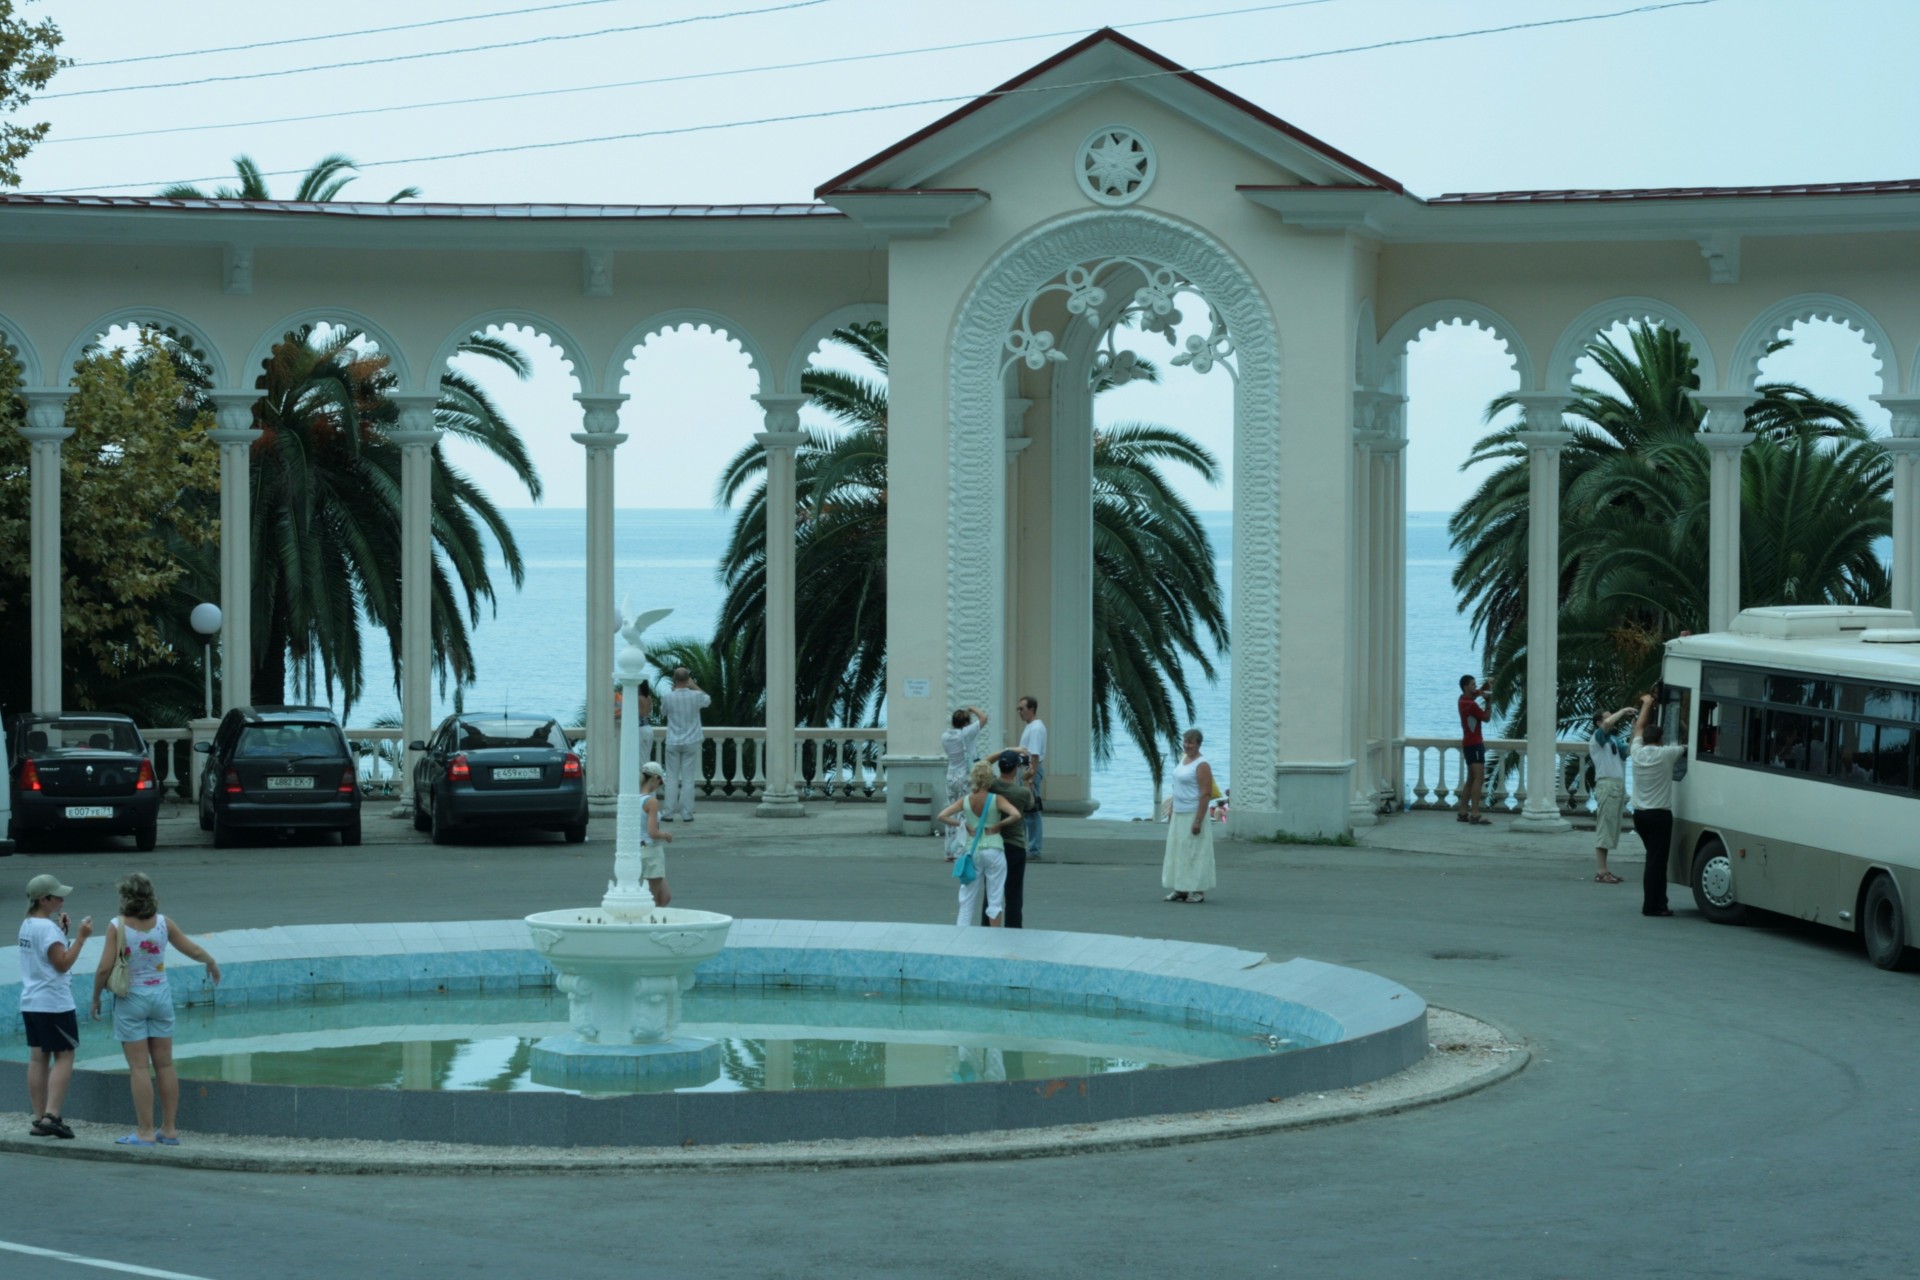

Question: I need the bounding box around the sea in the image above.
[330,509,1481,820]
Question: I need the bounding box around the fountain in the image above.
[523,602,734,1085]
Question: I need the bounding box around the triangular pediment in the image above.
[815,28,1400,197]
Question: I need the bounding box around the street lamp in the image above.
[190,602,222,718]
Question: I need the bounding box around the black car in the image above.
[196,706,361,847]
[410,714,588,844]
[6,712,161,852]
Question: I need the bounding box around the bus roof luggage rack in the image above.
[1730,606,1916,639]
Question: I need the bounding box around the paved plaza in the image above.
[4,804,1915,1278]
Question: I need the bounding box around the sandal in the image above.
[1595,872,1623,884]
[1187,892,1205,904]
[116,1134,156,1147]
[1164,891,1188,902]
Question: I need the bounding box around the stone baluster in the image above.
[1695,393,1757,633]
[20,388,75,712]
[754,392,808,817]
[1875,398,1920,616]
[574,394,628,812]
[207,392,263,713]
[389,394,443,815]
[1511,395,1572,833]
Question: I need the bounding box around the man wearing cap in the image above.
[19,874,93,1139]
[989,750,1035,928]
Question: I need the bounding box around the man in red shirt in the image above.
[1458,675,1493,825]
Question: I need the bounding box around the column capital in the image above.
[1879,435,1920,457]
[1514,428,1573,456]
[1873,396,1920,438]
[1507,393,1569,428]
[208,389,261,435]
[755,430,806,453]
[20,386,75,436]
[1697,430,1756,454]
[1353,429,1406,454]
[753,392,808,434]
[574,392,628,434]
[571,430,628,452]
[388,392,441,438]
[1351,388,1407,435]
[1693,392,1753,433]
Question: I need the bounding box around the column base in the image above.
[1040,798,1101,817]
[1510,806,1571,833]
[1348,795,1379,828]
[755,791,806,818]
[1232,760,1356,841]
[588,793,618,819]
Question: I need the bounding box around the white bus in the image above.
[1662,605,1920,970]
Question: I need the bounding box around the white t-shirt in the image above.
[660,686,711,747]
[1590,729,1628,783]
[941,721,982,777]
[17,916,74,1013]
[1019,718,1048,765]
[1630,737,1688,811]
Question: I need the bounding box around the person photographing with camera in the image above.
[1457,675,1493,826]
[19,874,92,1139]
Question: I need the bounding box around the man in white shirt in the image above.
[658,667,711,822]
[1017,696,1048,860]
[18,874,93,1139]
[1629,692,1688,917]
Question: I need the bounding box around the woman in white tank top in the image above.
[1162,729,1218,904]
[88,873,221,1146]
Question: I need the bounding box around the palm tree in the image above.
[245,324,541,711]
[715,322,1228,788]
[1450,321,1883,732]
[160,152,419,202]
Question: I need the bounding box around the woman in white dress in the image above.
[938,705,986,860]
[1162,729,1217,904]
[938,760,1020,927]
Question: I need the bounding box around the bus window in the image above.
[1766,709,1828,773]
[1659,687,1690,746]
[1871,722,1915,789]
[1741,706,1767,764]
[1697,699,1726,758]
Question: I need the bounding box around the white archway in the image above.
[1546,296,1719,393]
[607,309,772,397]
[242,307,414,391]
[428,309,594,394]
[64,306,230,389]
[782,302,888,395]
[0,309,44,385]
[1377,300,1535,394]
[1728,293,1899,394]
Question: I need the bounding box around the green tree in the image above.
[715,322,1228,787]
[160,152,420,203]
[0,1,62,188]
[0,333,219,717]
[1450,322,1884,732]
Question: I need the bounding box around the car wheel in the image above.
[1689,838,1747,925]
[135,820,157,853]
[341,819,362,847]
[564,823,587,844]
[1862,874,1915,971]
[430,797,453,845]
[212,815,234,849]
[412,794,430,833]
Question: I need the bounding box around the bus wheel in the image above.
[1861,875,1915,971]
[1690,839,1747,925]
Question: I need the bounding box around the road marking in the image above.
[0,1239,217,1279]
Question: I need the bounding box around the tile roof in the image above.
[0,193,844,219]
[1428,179,1920,204]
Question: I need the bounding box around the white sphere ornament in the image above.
[1076,125,1155,207]
[190,602,222,637]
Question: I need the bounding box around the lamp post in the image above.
[190,603,222,719]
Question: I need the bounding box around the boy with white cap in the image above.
[19,873,93,1138]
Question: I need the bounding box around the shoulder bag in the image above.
[952,795,990,884]
[107,921,131,998]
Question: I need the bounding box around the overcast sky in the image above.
[20,0,1920,511]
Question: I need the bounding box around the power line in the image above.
[70,0,640,69]
[43,1,1340,148]
[40,0,831,99]
[45,1,1718,196]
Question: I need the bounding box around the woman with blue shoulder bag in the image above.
[938,760,1021,927]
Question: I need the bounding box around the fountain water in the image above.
[524,602,734,1085]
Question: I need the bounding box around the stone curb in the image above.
[0,1010,1526,1176]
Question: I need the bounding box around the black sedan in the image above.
[6,712,161,852]
[411,715,588,844]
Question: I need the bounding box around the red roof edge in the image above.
[814,27,1403,198]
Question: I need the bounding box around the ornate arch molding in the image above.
[1375,300,1534,394]
[608,308,771,397]
[242,307,413,392]
[428,310,594,394]
[1727,293,1898,394]
[947,207,1281,809]
[0,310,44,386]
[782,303,888,395]
[63,306,230,388]
[1546,296,1718,393]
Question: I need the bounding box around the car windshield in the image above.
[454,719,562,751]
[26,720,142,755]
[237,725,343,758]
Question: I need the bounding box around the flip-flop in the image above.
[1164,891,1188,902]
[156,1136,181,1146]
[1595,872,1623,884]
[116,1134,156,1147]
[1187,892,1206,904]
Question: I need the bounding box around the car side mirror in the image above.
[408,740,428,752]
[193,741,212,754]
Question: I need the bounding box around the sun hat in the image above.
[26,874,72,901]
[640,761,665,779]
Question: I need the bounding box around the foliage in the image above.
[160,152,420,203]
[714,322,1228,788]
[1449,322,1885,735]
[0,1,62,188]
[0,334,219,717]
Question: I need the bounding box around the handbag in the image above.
[108,924,131,998]
[951,794,990,884]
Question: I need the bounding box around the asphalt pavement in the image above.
[3,800,1916,1279]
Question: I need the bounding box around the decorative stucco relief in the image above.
[1076,125,1156,207]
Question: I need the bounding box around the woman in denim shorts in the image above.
[89,873,221,1147]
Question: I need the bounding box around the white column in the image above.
[574,393,627,813]
[208,392,262,712]
[1004,394,1032,729]
[754,391,808,818]
[390,394,442,815]
[20,389,74,712]
[1348,425,1381,827]
[1512,396,1572,833]
[1696,394,1756,634]
[1369,419,1408,811]
[1875,399,1920,616]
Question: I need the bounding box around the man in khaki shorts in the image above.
[1588,704,1637,883]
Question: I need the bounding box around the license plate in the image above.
[266,776,316,790]
[64,805,113,819]
[493,767,541,781]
